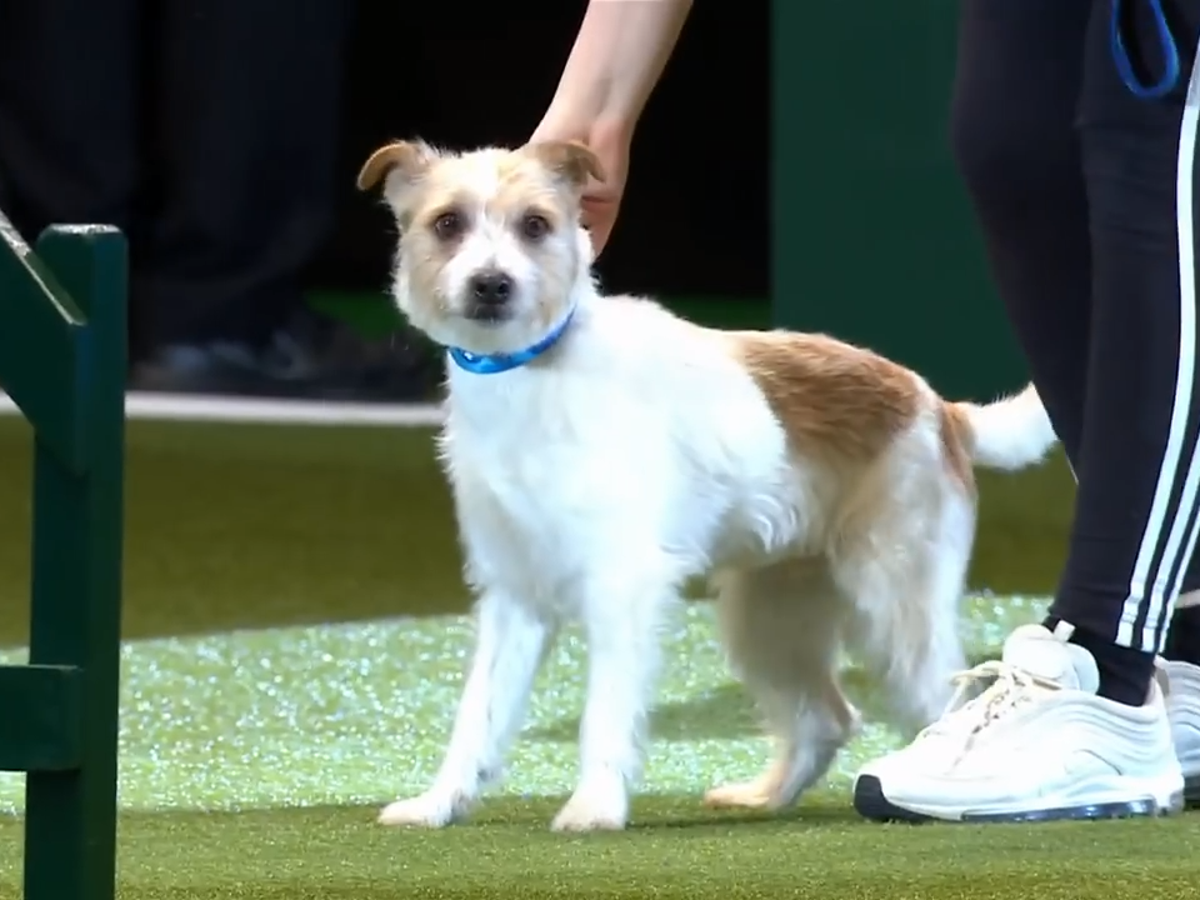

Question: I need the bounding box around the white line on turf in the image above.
[0,391,445,427]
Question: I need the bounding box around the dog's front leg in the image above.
[551,576,667,832]
[379,588,553,827]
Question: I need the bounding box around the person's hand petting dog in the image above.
[527,0,692,258]
[529,114,630,258]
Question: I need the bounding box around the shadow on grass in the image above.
[527,646,1003,745]
[527,683,760,743]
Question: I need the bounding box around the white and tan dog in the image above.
[357,139,1057,832]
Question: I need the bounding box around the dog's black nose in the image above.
[469,271,514,305]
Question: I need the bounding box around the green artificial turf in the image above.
[7,800,1200,900]
[11,598,1200,900]
[0,597,1045,815]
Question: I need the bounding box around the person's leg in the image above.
[1040,0,1200,801]
[0,0,154,364]
[130,0,355,393]
[951,0,1200,641]
[954,0,1200,686]
[130,0,438,401]
[1050,0,1200,687]
[854,0,1197,822]
[950,0,1093,463]
[0,0,140,251]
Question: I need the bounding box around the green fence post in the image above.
[26,226,127,900]
[0,218,127,900]
[771,1,1025,400]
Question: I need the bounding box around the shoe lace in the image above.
[916,660,1064,761]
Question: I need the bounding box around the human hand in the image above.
[529,114,631,259]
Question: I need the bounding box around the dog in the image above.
[356,138,1058,832]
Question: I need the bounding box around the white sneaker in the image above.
[1160,658,1200,804]
[853,623,1184,822]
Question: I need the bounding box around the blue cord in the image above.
[1111,0,1181,99]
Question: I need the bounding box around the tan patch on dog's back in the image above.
[732,331,922,461]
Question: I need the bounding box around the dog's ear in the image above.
[356,140,437,205]
[525,140,606,189]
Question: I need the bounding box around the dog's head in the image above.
[357,140,604,356]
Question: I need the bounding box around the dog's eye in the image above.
[521,213,551,241]
[433,210,463,240]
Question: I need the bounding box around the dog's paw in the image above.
[703,780,775,810]
[551,786,628,832]
[377,793,459,828]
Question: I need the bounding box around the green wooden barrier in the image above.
[771,1,1027,401]
[0,214,127,900]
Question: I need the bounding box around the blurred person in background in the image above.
[0,0,433,401]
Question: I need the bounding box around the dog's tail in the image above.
[943,383,1058,471]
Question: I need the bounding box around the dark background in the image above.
[312,1,769,302]
[314,1,1026,399]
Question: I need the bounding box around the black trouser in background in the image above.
[0,0,351,363]
[953,0,1200,698]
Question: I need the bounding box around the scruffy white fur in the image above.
[355,139,1058,831]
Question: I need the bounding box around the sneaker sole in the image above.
[854,774,1183,824]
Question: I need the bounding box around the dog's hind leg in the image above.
[839,485,973,737]
[704,558,860,811]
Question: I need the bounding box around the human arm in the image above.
[537,0,694,139]
[531,0,693,255]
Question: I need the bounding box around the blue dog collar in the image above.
[447,307,577,375]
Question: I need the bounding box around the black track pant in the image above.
[0,0,351,360]
[953,0,1200,656]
